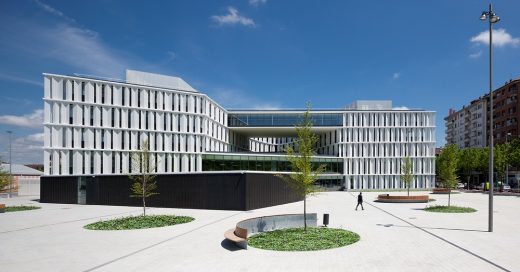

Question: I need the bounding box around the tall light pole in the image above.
[505,132,511,191]
[6,130,12,198]
[480,4,500,232]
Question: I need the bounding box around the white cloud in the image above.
[211,7,256,27]
[1,3,158,79]
[0,109,43,128]
[392,72,400,79]
[0,73,43,86]
[25,133,44,143]
[167,51,177,60]
[211,88,280,109]
[0,132,44,164]
[469,51,482,59]
[34,0,75,23]
[249,0,267,6]
[393,106,409,110]
[470,28,520,47]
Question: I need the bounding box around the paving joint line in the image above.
[0,208,147,234]
[349,192,511,272]
[83,211,246,272]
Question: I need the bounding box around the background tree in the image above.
[278,103,325,231]
[0,164,8,192]
[493,144,508,186]
[129,139,158,216]
[437,144,459,206]
[401,156,414,196]
[458,148,477,189]
[508,137,520,168]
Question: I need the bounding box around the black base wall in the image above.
[40,173,301,211]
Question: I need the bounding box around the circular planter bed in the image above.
[424,205,476,213]
[84,215,194,230]
[248,227,360,251]
[376,194,429,203]
[3,205,41,213]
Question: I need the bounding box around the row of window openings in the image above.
[339,129,434,142]
[333,144,433,157]
[345,113,433,127]
[58,81,206,114]
[61,106,226,135]
[349,176,432,190]
[345,159,433,175]
[51,152,197,175]
[54,129,205,153]
[54,80,227,123]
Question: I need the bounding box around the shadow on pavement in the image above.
[221,239,241,252]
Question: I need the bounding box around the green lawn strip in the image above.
[424,205,476,213]
[84,215,194,230]
[248,227,360,251]
[5,205,41,212]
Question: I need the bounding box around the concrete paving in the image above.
[0,191,518,272]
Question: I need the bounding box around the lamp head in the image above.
[480,12,488,20]
[490,15,500,23]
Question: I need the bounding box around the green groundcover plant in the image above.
[5,205,41,212]
[84,215,194,230]
[248,227,360,251]
[424,205,476,213]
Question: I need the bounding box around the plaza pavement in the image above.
[0,191,518,272]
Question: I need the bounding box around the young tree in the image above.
[278,103,325,231]
[129,139,158,216]
[401,156,414,196]
[437,144,459,206]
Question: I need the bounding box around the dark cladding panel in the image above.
[245,173,301,210]
[40,176,78,204]
[41,172,300,211]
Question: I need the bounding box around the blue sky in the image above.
[0,0,519,163]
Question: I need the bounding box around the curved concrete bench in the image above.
[377,194,429,203]
[224,213,318,249]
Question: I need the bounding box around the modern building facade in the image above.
[445,78,520,148]
[43,70,436,192]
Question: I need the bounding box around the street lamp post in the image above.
[505,132,511,191]
[480,4,500,232]
[6,130,12,198]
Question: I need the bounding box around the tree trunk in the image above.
[142,174,146,216]
[448,191,451,207]
[407,184,410,196]
[303,196,307,231]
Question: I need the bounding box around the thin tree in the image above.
[401,156,414,196]
[437,144,459,206]
[278,103,325,231]
[129,139,158,216]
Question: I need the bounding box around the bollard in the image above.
[323,213,329,227]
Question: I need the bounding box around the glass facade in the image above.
[202,154,343,173]
[228,113,343,127]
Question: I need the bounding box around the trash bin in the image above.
[323,213,329,227]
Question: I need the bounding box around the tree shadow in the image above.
[376,223,487,233]
[220,239,241,252]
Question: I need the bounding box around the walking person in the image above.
[355,192,364,211]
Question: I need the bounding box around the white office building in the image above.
[43,70,436,190]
